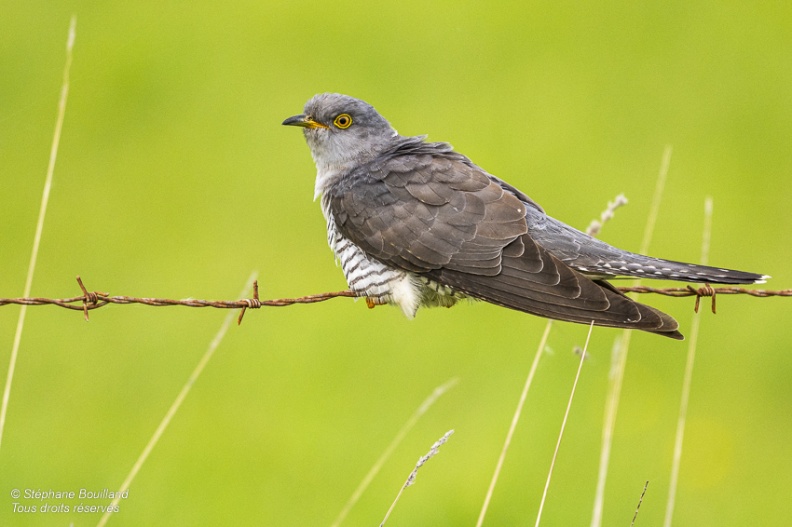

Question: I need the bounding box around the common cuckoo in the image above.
[283,93,767,339]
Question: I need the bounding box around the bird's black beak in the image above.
[282,114,329,129]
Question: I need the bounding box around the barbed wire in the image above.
[618,284,791,314]
[0,277,356,324]
[0,276,787,324]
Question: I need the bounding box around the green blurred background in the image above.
[1,1,790,525]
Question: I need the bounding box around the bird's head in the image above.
[283,93,398,172]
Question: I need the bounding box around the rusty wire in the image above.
[0,276,787,324]
[618,284,791,314]
[0,276,357,325]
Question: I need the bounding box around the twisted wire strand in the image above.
[0,276,786,323]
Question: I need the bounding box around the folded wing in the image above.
[327,140,683,339]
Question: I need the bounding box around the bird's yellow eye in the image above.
[333,113,352,129]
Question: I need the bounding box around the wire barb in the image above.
[237,280,262,325]
[75,275,106,321]
[686,283,716,314]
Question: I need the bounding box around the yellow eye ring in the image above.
[333,113,353,129]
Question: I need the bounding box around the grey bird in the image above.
[283,93,767,339]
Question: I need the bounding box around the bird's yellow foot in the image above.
[365,297,386,309]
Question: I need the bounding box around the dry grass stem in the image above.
[631,481,650,527]
[379,430,454,527]
[534,322,594,527]
[331,378,459,527]
[590,334,625,526]
[0,16,76,453]
[586,193,629,236]
[95,272,257,527]
[663,197,713,527]
[405,430,454,487]
[475,320,553,527]
[640,145,672,255]
[591,145,672,527]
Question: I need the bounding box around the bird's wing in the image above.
[327,146,682,338]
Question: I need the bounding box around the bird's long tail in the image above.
[577,253,768,285]
[534,215,769,285]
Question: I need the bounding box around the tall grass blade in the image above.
[0,16,76,453]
